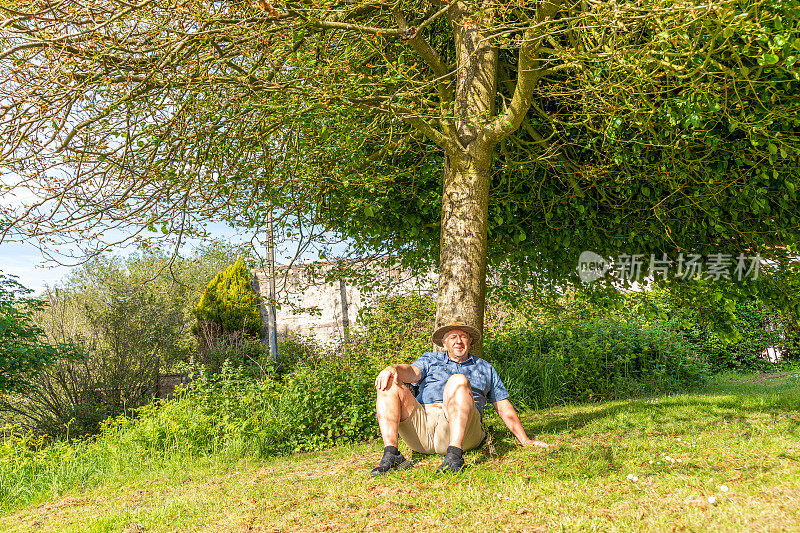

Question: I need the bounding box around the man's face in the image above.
[443,329,472,359]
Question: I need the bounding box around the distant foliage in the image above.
[1,243,256,437]
[193,259,262,336]
[2,261,183,437]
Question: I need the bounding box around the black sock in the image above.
[446,446,463,459]
[383,445,400,456]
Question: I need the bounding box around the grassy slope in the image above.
[2,372,799,532]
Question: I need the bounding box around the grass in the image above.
[1,371,799,532]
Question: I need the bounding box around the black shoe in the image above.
[436,453,465,474]
[370,452,411,476]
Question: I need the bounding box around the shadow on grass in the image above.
[518,380,800,439]
[470,425,522,466]
[409,375,799,476]
[406,425,520,469]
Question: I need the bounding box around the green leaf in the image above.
[762,52,780,65]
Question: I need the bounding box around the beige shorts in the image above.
[398,397,485,455]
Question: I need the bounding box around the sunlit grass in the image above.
[2,371,799,531]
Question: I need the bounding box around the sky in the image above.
[1,169,309,293]
[0,240,70,292]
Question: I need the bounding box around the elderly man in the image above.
[372,319,547,475]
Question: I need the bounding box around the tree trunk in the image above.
[434,2,499,356]
[435,151,493,356]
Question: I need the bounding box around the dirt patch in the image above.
[2,494,107,532]
[742,372,800,384]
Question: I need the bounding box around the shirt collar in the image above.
[443,351,473,364]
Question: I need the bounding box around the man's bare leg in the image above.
[371,379,415,476]
[375,379,415,447]
[442,373,475,449]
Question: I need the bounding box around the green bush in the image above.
[281,357,380,451]
[102,352,381,459]
[0,273,59,392]
[352,293,436,365]
[623,284,787,374]
[106,367,290,458]
[486,316,709,410]
[2,272,176,438]
[678,298,782,373]
[194,258,262,336]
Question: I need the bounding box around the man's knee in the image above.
[376,381,414,413]
[376,380,404,404]
[444,373,470,391]
[443,374,471,405]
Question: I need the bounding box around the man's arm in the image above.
[375,364,422,391]
[492,399,549,448]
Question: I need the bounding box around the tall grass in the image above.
[0,353,383,512]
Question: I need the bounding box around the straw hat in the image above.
[432,318,481,347]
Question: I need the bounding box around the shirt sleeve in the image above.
[486,364,510,403]
[411,352,433,382]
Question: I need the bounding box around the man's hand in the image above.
[493,399,550,448]
[375,366,399,391]
[519,437,549,448]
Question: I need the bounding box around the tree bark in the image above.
[435,2,499,356]
[435,150,493,356]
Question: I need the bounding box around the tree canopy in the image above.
[2,0,800,343]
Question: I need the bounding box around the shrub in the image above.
[106,367,291,458]
[678,298,783,373]
[0,273,59,392]
[280,357,380,451]
[626,284,787,373]
[2,277,177,438]
[194,259,262,335]
[486,316,708,409]
[103,350,382,459]
[352,293,436,365]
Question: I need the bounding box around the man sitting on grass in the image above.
[372,319,548,475]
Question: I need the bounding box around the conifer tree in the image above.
[194,259,262,337]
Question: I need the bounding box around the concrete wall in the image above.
[252,258,436,346]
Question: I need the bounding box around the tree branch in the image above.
[488,0,563,142]
[308,18,404,37]
[390,5,457,143]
